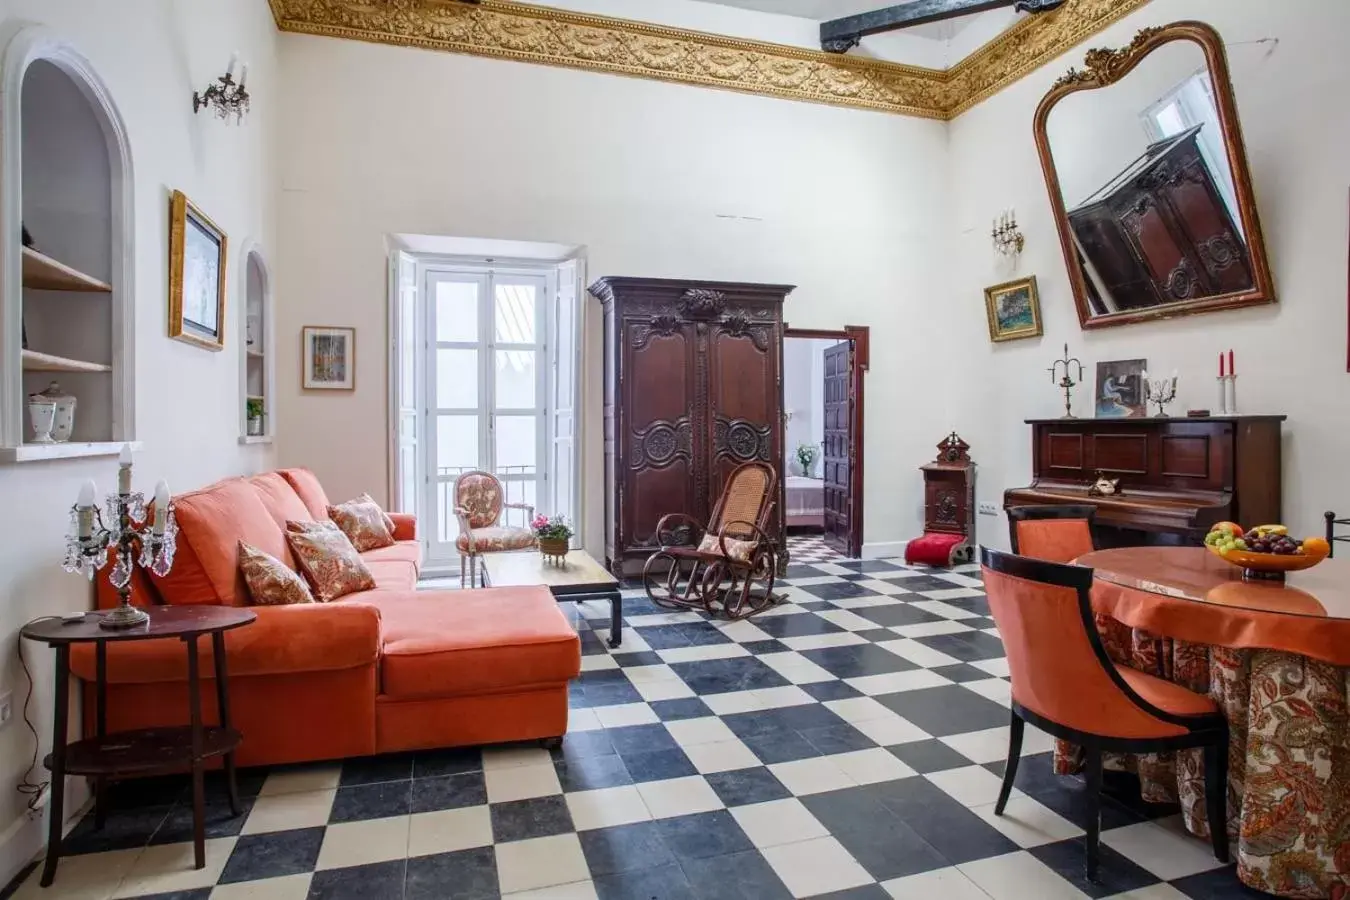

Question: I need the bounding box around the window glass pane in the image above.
[497,479,537,527]
[436,280,478,343]
[495,350,536,409]
[495,283,537,344]
[436,415,478,473]
[495,416,536,469]
[436,349,478,409]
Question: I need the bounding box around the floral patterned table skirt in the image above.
[1053,612,1350,899]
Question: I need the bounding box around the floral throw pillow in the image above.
[328,495,396,552]
[697,532,757,562]
[284,520,376,602]
[238,542,314,606]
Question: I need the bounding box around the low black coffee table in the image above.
[482,549,623,647]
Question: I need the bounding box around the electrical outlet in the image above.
[0,690,12,728]
[978,502,999,516]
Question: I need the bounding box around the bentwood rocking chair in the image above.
[643,461,780,620]
[454,470,536,587]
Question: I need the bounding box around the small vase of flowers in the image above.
[531,514,574,563]
[795,443,819,478]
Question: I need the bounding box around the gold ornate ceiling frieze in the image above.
[268,0,1153,120]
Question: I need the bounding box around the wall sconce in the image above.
[992,208,1025,259]
[193,52,250,123]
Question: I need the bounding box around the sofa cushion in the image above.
[371,588,580,700]
[280,468,332,520]
[239,542,314,606]
[361,559,419,592]
[287,521,377,602]
[329,496,396,552]
[251,472,314,531]
[360,541,423,569]
[152,478,291,606]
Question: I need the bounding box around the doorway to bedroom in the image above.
[782,327,868,560]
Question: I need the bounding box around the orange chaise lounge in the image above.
[68,468,581,766]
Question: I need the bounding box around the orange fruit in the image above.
[1301,537,1330,556]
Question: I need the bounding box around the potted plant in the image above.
[531,514,574,563]
[245,397,265,436]
[795,443,819,478]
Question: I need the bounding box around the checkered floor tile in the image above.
[10,556,1257,900]
[786,534,844,566]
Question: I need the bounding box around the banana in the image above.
[1255,525,1288,536]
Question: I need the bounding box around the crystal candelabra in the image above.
[192,52,250,123]
[992,208,1025,259]
[63,445,177,629]
[1048,343,1085,419]
[1143,370,1178,417]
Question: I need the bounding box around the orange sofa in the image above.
[69,469,581,767]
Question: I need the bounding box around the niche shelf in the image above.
[239,248,273,445]
[21,348,112,373]
[22,245,112,293]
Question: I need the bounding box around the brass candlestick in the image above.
[1048,343,1084,419]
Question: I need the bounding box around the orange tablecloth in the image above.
[1053,567,1350,899]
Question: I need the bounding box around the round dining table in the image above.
[1070,546,1350,900]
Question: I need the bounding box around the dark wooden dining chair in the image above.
[1326,511,1350,558]
[1007,504,1097,563]
[979,546,1229,881]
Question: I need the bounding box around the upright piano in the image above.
[1004,416,1285,546]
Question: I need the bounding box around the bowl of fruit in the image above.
[1204,522,1330,582]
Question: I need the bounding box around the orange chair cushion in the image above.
[250,472,314,529]
[279,468,332,520]
[69,603,381,683]
[1116,665,1219,718]
[152,478,292,606]
[370,588,581,700]
[1015,519,1095,565]
[982,566,1192,739]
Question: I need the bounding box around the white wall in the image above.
[275,34,955,559]
[947,0,1350,550]
[0,1,278,884]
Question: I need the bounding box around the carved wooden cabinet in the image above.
[590,277,792,574]
[1068,125,1253,314]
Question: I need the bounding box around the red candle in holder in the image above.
[1229,349,1235,376]
[1219,352,1225,377]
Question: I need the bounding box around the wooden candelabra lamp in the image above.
[905,432,976,567]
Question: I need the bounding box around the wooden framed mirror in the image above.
[1034,21,1275,330]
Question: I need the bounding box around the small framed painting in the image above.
[168,190,227,351]
[302,326,355,390]
[1095,358,1147,418]
[984,276,1043,343]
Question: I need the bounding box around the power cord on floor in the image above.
[15,619,58,816]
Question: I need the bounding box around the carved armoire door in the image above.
[707,313,783,561]
[621,318,699,553]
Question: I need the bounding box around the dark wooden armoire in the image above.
[1068,124,1253,314]
[590,277,792,575]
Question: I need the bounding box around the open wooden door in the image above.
[821,340,852,553]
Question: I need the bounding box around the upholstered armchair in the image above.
[454,470,536,586]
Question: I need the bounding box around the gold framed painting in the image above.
[984,276,1043,343]
[168,190,227,351]
[302,326,356,391]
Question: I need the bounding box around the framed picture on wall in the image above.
[302,326,355,390]
[168,190,227,351]
[983,276,1043,343]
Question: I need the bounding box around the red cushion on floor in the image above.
[905,532,966,567]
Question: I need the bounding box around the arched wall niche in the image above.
[0,24,135,460]
[238,240,275,444]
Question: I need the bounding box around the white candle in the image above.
[239,63,248,87]
[77,479,96,540]
[227,52,239,79]
[117,443,132,495]
[153,480,170,535]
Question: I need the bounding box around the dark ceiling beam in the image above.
[820,0,1065,53]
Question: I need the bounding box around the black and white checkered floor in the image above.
[8,552,1260,900]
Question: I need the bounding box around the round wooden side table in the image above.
[21,606,256,887]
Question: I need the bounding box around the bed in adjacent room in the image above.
[785,475,824,530]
